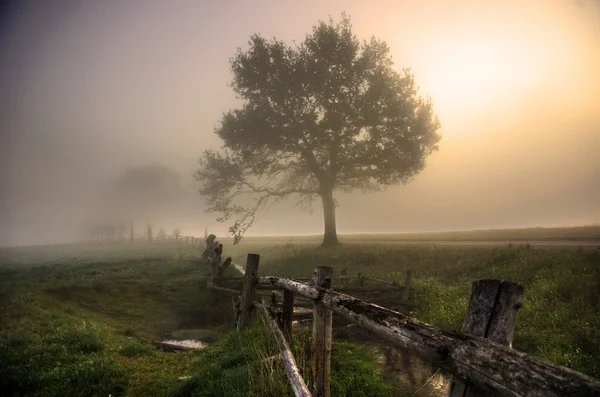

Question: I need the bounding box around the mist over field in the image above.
[1,0,599,246]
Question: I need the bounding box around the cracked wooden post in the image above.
[282,290,295,344]
[312,266,333,397]
[236,254,260,330]
[401,270,412,303]
[448,279,524,397]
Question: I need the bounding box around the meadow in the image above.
[216,225,600,245]
[1,233,598,396]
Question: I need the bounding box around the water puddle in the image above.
[159,339,207,349]
[154,327,222,351]
[335,325,450,396]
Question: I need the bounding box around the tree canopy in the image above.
[196,15,441,246]
[89,164,183,236]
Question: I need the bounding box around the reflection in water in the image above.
[377,344,449,396]
[335,324,450,396]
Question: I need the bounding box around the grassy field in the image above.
[1,237,599,396]
[225,242,600,376]
[0,242,404,396]
[223,225,600,245]
[0,243,233,396]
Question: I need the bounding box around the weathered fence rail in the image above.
[225,253,600,397]
[259,301,312,397]
[219,270,414,313]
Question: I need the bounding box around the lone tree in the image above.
[196,15,441,246]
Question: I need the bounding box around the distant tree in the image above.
[89,223,121,241]
[196,15,441,246]
[112,165,182,210]
[93,165,184,238]
[116,225,125,241]
[173,227,181,239]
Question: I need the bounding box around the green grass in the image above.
[1,240,598,396]
[211,225,600,245]
[0,243,237,396]
[226,243,600,378]
[0,242,404,396]
[174,321,401,397]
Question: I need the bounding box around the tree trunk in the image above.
[320,187,339,247]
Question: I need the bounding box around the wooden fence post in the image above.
[236,254,260,330]
[448,279,524,397]
[401,270,412,303]
[282,290,295,343]
[312,266,333,397]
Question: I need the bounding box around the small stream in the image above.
[334,324,451,396]
[369,343,450,396]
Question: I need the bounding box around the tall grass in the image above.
[174,320,401,397]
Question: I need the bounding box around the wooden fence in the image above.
[217,270,414,314]
[215,253,600,397]
[83,235,205,246]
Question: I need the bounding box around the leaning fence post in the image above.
[312,266,333,397]
[236,254,260,330]
[448,279,524,397]
[401,270,412,303]
[282,290,295,344]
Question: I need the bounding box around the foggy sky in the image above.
[1,0,599,246]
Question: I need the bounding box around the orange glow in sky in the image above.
[1,0,599,244]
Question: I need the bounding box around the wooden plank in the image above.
[236,254,260,330]
[282,290,295,343]
[363,277,400,286]
[259,302,312,397]
[259,277,321,299]
[312,267,333,397]
[256,276,600,397]
[293,307,313,317]
[449,280,524,397]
